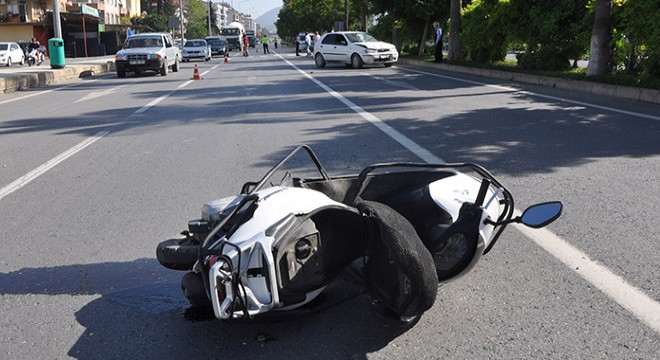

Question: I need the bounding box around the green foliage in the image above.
[186,0,209,39]
[508,0,590,70]
[369,0,450,55]
[130,14,170,32]
[461,0,509,63]
[140,0,177,16]
[276,0,347,40]
[617,0,660,76]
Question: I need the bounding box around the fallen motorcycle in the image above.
[157,145,562,323]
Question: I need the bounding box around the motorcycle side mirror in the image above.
[518,201,563,228]
[485,201,563,228]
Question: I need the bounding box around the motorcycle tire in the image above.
[156,237,199,270]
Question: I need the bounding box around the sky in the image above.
[222,0,283,18]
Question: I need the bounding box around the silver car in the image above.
[182,39,211,62]
[314,31,399,69]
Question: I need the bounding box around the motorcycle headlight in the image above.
[425,224,484,283]
[432,233,471,271]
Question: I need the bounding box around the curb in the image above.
[0,61,116,94]
[398,58,660,105]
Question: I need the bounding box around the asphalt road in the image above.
[1,50,659,359]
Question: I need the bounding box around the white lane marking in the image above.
[275,53,443,164]
[134,94,171,114]
[516,224,660,334]
[277,53,660,334]
[0,81,94,105]
[179,80,193,88]
[74,85,127,103]
[403,68,660,122]
[1,70,209,198]
[0,131,110,201]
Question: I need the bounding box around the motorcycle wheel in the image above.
[156,237,199,270]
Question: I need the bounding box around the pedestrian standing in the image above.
[305,33,312,57]
[274,37,278,49]
[433,21,443,63]
[243,33,250,56]
[262,35,270,54]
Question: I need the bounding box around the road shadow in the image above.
[0,259,411,360]
[1,60,658,180]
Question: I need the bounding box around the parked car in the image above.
[114,32,181,78]
[0,42,25,66]
[204,36,228,57]
[314,31,398,69]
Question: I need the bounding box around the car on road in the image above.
[114,32,181,78]
[297,32,314,53]
[0,42,25,66]
[182,39,211,62]
[204,36,228,57]
[314,31,398,69]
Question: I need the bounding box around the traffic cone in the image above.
[190,64,202,80]
[224,53,229,63]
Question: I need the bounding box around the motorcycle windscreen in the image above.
[271,206,366,307]
[358,200,438,319]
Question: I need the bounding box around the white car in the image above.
[0,42,26,66]
[314,31,398,69]
[182,39,211,62]
[115,32,181,78]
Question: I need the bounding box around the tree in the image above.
[586,0,612,76]
[185,0,209,39]
[276,0,346,40]
[447,0,462,61]
[140,0,176,16]
[130,14,170,32]
[617,0,660,76]
[509,0,590,70]
[370,0,449,55]
[461,0,510,63]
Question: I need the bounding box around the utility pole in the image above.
[208,0,212,36]
[52,0,62,38]
[344,0,348,31]
[179,0,185,41]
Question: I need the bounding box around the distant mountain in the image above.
[255,7,281,33]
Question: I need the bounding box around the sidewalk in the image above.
[0,55,116,94]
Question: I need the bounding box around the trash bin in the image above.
[48,38,65,69]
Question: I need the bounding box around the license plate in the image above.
[129,60,145,65]
[380,54,391,59]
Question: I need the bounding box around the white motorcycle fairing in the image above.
[200,186,365,319]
